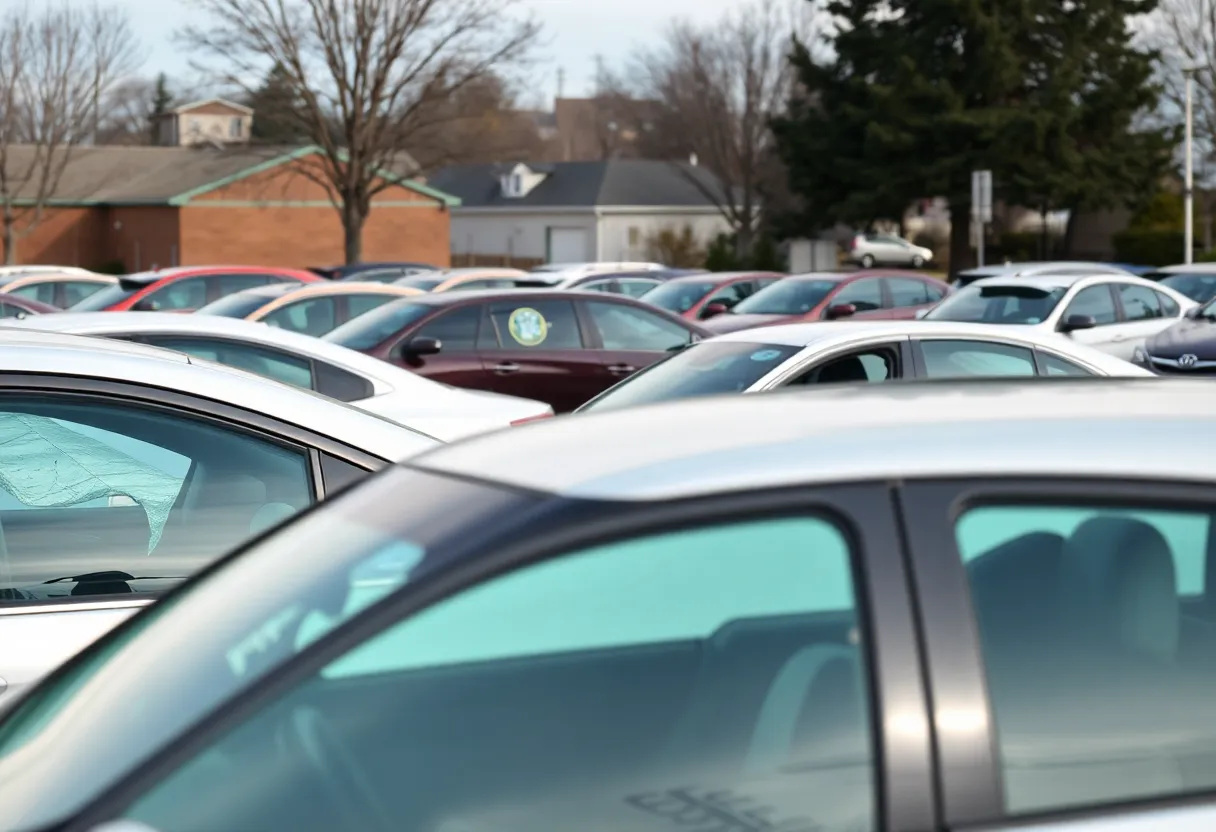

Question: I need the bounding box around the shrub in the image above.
[644,225,705,268]
[1112,229,1187,266]
[91,259,127,275]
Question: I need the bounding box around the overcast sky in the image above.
[90,0,745,106]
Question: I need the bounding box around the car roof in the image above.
[120,265,317,285]
[251,282,424,302]
[663,271,775,285]
[1149,263,1216,274]
[436,268,528,278]
[709,319,1077,347]
[967,272,1169,291]
[0,323,438,458]
[412,378,1205,499]
[958,261,1131,277]
[0,272,115,287]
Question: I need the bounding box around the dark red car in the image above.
[67,266,322,313]
[700,270,949,334]
[0,295,59,318]
[639,271,786,321]
[323,289,711,412]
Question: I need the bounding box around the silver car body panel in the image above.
[412,378,1209,501]
[3,312,551,440]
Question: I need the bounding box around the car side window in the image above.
[62,281,106,307]
[1117,284,1163,321]
[618,279,659,298]
[214,274,271,295]
[828,279,883,313]
[414,305,482,352]
[141,336,315,391]
[0,394,313,602]
[788,346,898,385]
[318,452,371,494]
[885,278,931,307]
[261,298,338,337]
[702,281,754,316]
[121,514,877,832]
[585,301,691,351]
[345,294,397,320]
[1156,291,1180,317]
[484,300,583,350]
[144,277,209,311]
[924,282,947,303]
[919,339,1037,377]
[953,501,1215,815]
[1063,285,1117,325]
[9,283,55,305]
[1038,352,1094,376]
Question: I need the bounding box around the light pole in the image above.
[1185,67,1198,264]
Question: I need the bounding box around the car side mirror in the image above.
[1185,306,1202,319]
[131,298,159,312]
[824,303,857,320]
[399,336,441,357]
[1059,314,1097,333]
[701,302,729,319]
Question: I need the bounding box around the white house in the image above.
[426,160,734,264]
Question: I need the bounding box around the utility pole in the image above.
[1185,67,1198,264]
[556,67,564,105]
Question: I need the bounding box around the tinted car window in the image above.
[68,283,138,311]
[9,283,55,305]
[318,452,371,493]
[640,280,717,313]
[61,281,107,307]
[144,277,208,311]
[1040,353,1094,376]
[1116,284,1163,320]
[1063,285,1117,325]
[955,502,1215,814]
[139,336,315,391]
[215,273,271,294]
[919,339,1038,377]
[1156,291,1180,317]
[413,305,481,351]
[1158,273,1216,304]
[924,284,1067,324]
[827,279,883,312]
[345,293,397,320]
[584,301,691,351]
[885,278,932,307]
[0,394,313,602]
[325,301,436,351]
[702,281,754,314]
[122,515,876,832]
[484,300,582,350]
[313,361,374,402]
[732,279,839,315]
[580,341,803,412]
[261,298,338,337]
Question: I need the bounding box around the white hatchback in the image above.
[922,273,1197,360]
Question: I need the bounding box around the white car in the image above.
[953,260,1134,287]
[0,328,439,705]
[577,319,1152,413]
[3,312,554,440]
[922,273,1197,361]
[846,233,934,268]
[530,262,667,282]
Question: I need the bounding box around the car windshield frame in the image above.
[0,465,532,832]
[323,300,435,350]
[922,283,1069,324]
[67,283,139,311]
[730,278,841,316]
[578,339,805,413]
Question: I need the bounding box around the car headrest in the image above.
[249,502,297,536]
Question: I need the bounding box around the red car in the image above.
[0,294,59,318]
[67,266,322,313]
[324,289,711,412]
[639,271,786,321]
[700,270,949,334]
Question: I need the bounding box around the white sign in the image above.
[972,170,993,223]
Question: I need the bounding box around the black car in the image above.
[1,379,1215,832]
[1133,299,1216,374]
[310,262,438,282]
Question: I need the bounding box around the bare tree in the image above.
[84,6,145,143]
[624,0,820,258]
[179,0,541,264]
[0,3,143,264]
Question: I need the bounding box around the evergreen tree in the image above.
[149,73,172,143]
[247,62,305,144]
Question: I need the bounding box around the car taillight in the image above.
[511,411,554,426]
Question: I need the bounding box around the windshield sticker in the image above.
[750,349,783,362]
[508,307,548,346]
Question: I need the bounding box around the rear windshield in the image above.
[640,281,718,313]
[1158,273,1216,304]
[579,340,803,413]
[195,292,277,319]
[325,300,435,350]
[731,279,839,315]
[67,283,137,311]
[924,284,1067,324]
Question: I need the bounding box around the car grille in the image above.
[1151,359,1216,375]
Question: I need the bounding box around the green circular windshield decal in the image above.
[508,307,548,346]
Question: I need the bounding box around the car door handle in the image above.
[492,362,521,375]
[607,364,636,375]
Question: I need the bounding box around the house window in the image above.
[229,117,242,138]
[187,118,201,135]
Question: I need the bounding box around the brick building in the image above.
[0,144,457,270]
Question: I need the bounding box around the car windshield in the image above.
[731,279,840,315]
[1159,273,1216,304]
[639,281,718,313]
[395,275,444,291]
[195,292,277,318]
[67,283,136,311]
[923,284,1068,323]
[324,300,434,350]
[0,466,502,832]
[579,340,804,413]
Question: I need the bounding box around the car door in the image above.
[260,297,339,336]
[1055,284,1122,355]
[477,298,601,412]
[580,299,698,394]
[1110,282,1173,358]
[822,278,886,318]
[93,477,927,832]
[0,383,377,705]
[900,477,1216,830]
[390,303,492,390]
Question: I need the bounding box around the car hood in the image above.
[701,313,790,334]
[1146,317,1216,358]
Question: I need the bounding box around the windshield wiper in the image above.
[43,571,185,596]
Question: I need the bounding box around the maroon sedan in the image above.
[639,271,785,321]
[323,289,711,412]
[0,295,58,319]
[701,270,949,334]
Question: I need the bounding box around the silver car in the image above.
[0,329,438,705]
[846,232,934,268]
[4,312,554,439]
[0,378,1214,832]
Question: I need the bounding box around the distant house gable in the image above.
[496,162,551,199]
[150,98,255,147]
[167,98,254,116]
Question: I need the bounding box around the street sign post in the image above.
[972,170,992,267]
